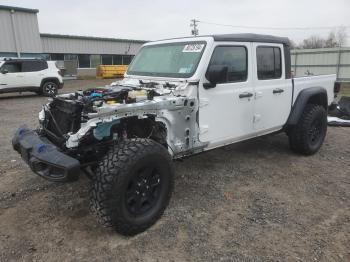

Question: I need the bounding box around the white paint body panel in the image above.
[292,74,336,105]
[0,60,63,90]
[198,41,255,146]
[124,36,336,153]
[251,43,293,132]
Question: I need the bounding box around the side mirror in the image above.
[1,69,8,74]
[203,65,228,89]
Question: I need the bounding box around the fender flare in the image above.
[40,77,60,87]
[286,86,328,126]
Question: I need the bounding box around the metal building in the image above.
[291,48,350,82]
[0,5,42,56]
[0,5,146,74]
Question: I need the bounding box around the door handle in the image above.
[273,88,284,94]
[239,92,253,99]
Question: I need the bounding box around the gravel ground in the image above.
[0,79,349,262]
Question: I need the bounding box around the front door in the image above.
[0,61,23,89]
[198,43,255,148]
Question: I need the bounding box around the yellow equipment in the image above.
[96,65,128,79]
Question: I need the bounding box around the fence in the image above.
[291,47,350,82]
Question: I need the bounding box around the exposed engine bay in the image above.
[39,79,206,164]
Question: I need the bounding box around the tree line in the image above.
[291,27,347,49]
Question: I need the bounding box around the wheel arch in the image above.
[95,115,169,148]
[40,77,60,87]
[286,86,328,126]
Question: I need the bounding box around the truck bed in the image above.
[292,74,336,106]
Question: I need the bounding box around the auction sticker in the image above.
[183,44,204,52]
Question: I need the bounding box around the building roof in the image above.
[0,5,39,13]
[212,33,290,45]
[40,33,147,44]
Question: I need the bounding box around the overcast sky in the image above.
[3,0,350,45]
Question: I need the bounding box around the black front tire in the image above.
[288,104,327,155]
[90,138,174,236]
[41,81,58,97]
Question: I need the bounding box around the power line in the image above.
[198,20,350,31]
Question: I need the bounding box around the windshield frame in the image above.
[126,41,207,78]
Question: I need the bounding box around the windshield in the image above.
[127,42,206,78]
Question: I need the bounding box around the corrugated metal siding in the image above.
[0,9,42,53]
[339,66,350,79]
[340,51,350,63]
[0,7,143,55]
[292,66,337,76]
[41,36,144,55]
[0,10,16,52]
[14,11,42,52]
[291,47,350,81]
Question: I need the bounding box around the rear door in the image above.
[198,43,255,147]
[0,61,23,89]
[252,44,292,132]
[22,60,48,87]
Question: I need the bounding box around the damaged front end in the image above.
[12,127,80,182]
[13,79,205,182]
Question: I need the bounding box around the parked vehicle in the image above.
[12,34,337,235]
[0,58,63,96]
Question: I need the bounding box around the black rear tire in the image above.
[288,104,327,155]
[41,81,58,97]
[90,138,174,236]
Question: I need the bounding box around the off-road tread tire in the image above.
[288,104,327,155]
[89,138,174,235]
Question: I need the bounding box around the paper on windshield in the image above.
[183,44,204,53]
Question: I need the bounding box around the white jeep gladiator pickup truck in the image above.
[12,34,337,235]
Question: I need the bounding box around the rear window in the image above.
[256,46,282,80]
[22,60,48,72]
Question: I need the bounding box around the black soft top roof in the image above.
[156,33,290,46]
[212,33,290,46]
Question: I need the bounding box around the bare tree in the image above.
[289,39,298,49]
[336,26,347,47]
[300,35,325,49]
[298,27,348,49]
[325,31,337,48]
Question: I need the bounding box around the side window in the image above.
[256,46,282,80]
[2,62,22,73]
[22,61,48,72]
[207,46,248,83]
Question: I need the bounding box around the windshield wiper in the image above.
[139,80,177,89]
[139,80,159,88]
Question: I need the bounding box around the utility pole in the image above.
[190,19,199,36]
